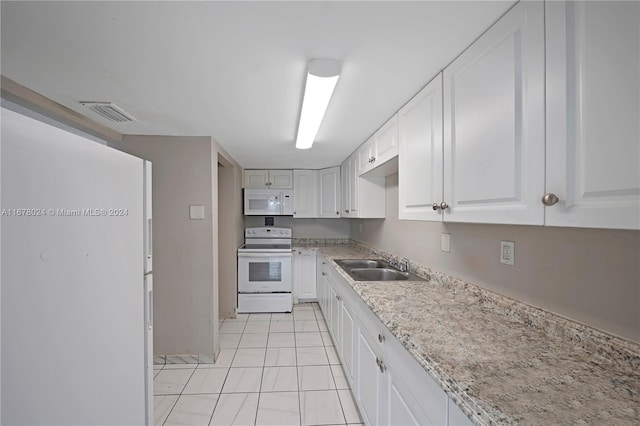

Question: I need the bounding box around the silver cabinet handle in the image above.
[336,295,342,301]
[542,193,559,206]
[440,201,449,210]
[432,203,440,211]
[321,272,326,276]
[378,334,385,343]
[375,357,386,373]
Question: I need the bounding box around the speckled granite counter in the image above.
[313,243,640,425]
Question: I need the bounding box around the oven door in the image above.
[238,252,292,292]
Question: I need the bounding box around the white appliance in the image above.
[1,106,153,425]
[237,227,293,313]
[244,189,294,215]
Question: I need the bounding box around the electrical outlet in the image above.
[441,233,451,253]
[500,241,515,265]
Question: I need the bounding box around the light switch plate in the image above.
[189,205,205,220]
[441,233,451,253]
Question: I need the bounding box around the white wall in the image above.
[122,136,216,356]
[353,174,640,343]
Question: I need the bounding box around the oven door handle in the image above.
[238,252,292,258]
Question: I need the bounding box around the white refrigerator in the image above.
[1,106,153,425]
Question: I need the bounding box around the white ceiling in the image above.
[1,1,515,169]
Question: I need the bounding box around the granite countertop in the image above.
[313,243,640,425]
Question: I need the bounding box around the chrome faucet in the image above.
[399,258,410,273]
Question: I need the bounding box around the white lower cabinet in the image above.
[317,255,469,426]
[340,301,356,383]
[316,259,330,321]
[329,285,341,343]
[357,329,384,425]
[293,249,317,302]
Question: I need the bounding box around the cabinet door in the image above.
[318,166,341,218]
[398,74,443,221]
[443,1,545,225]
[316,260,329,320]
[348,155,359,216]
[545,1,640,230]
[357,330,383,426]
[244,170,269,188]
[340,301,355,383]
[329,285,341,344]
[268,170,293,189]
[358,137,375,175]
[341,161,351,216]
[387,376,422,426]
[374,114,399,166]
[293,170,317,218]
[296,250,317,300]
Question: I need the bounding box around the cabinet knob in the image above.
[336,211,339,215]
[321,272,326,276]
[440,201,449,210]
[345,209,349,213]
[336,295,342,301]
[541,193,559,206]
[432,203,440,211]
[378,334,385,343]
[294,211,297,215]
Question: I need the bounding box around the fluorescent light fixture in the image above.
[295,59,341,150]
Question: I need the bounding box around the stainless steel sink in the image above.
[334,259,426,281]
[349,268,412,281]
[335,259,388,269]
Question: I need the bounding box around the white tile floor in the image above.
[153,303,363,426]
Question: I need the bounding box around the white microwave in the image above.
[244,189,294,215]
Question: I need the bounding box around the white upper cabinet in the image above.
[342,152,385,219]
[341,155,359,218]
[359,115,400,177]
[244,169,293,189]
[318,166,342,218]
[398,74,443,221]
[442,1,545,225]
[373,114,399,169]
[545,1,640,230]
[293,170,318,218]
[358,137,375,175]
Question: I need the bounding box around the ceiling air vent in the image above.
[79,101,137,123]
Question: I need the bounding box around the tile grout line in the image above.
[161,365,199,426]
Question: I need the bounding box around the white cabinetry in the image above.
[544,0,640,230]
[244,169,293,189]
[357,137,375,176]
[442,1,545,225]
[340,301,356,383]
[316,255,466,426]
[398,73,443,221]
[358,115,400,177]
[342,153,385,219]
[293,170,318,218]
[318,166,341,218]
[293,249,317,302]
[316,259,329,321]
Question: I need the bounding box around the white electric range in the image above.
[237,227,293,313]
